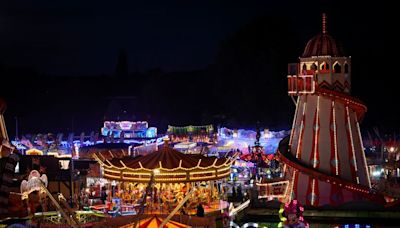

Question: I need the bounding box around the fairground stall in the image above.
[216,127,288,155]
[167,125,215,143]
[93,142,236,216]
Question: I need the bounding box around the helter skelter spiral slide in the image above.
[278,14,386,207]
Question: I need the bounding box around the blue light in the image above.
[146,127,157,138]
[341,224,371,228]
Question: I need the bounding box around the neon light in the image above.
[311,178,316,206]
[101,121,154,138]
[355,112,372,188]
[257,180,289,199]
[346,106,359,184]
[313,96,320,168]
[288,170,298,202]
[283,164,287,176]
[256,180,289,186]
[242,223,258,228]
[332,101,339,175]
[296,97,307,159]
[0,115,9,140]
[289,97,300,146]
[229,199,250,216]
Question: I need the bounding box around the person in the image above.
[222,208,230,228]
[237,185,243,202]
[180,201,188,215]
[180,207,187,215]
[196,203,204,217]
[69,196,74,208]
[101,186,107,204]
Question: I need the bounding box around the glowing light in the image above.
[355,112,371,188]
[101,120,154,138]
[346,106,359,184]
[372,171,382,177]
[332,101,339,175]
[242,223,258,228]
[26,148,43,156]
[289,97,300,146]
[229,199,250,217]
[313,96,320,168]
[146,127,157,138]
[278,206,287,222]
[296,98,307,159]
[288,170,297,201]
[311,179,316,206]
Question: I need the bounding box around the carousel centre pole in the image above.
[133,172,155,227]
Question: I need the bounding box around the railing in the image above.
[38,181,80,227]
[277,138,386,204]
[287,75,315,95]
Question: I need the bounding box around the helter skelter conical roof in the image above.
[302,13,345,58]
[94,144,235,183]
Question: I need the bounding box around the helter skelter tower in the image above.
[278,14,384,207]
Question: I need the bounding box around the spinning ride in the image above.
[94,142,235,214]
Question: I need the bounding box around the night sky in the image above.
[1,0,272,75]
[0,1,392,137]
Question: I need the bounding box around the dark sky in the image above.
[0,0,393,135]
[1,0,386,75]
[1,0,274,75]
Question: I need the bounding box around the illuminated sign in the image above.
[101,121,156,138]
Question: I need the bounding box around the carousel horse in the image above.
[212,187,219,200]
[123,191,131,203]
[161,191,176,208]
[185,198,197,213]
[175,191,184,202]
[196,189,208,205]
[204,190,212,207]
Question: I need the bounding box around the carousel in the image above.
[93,141,236,216]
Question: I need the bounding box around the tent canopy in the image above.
[95,145,235,183]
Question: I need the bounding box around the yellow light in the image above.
[153,169,160,174]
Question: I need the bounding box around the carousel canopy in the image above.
[26,148,44,155]
[94,145,235,183]
[120,215,188,228]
